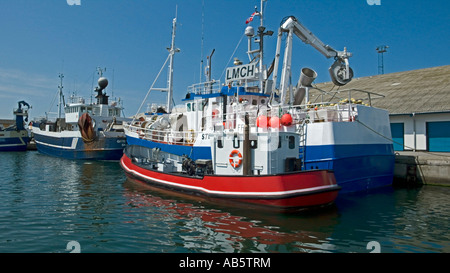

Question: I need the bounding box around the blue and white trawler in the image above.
[32,71,129,160]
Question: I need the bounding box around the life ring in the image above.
[229,149,242,168]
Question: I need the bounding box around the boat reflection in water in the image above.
[123,178,339,253]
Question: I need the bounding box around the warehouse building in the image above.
[314,65,450,152]
[0,119,15,129]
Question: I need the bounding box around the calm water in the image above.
[0,151,449,253]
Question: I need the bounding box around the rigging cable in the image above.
[219,33,245,81]
[132,54,171,123]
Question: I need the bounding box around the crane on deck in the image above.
[273,16,354,105]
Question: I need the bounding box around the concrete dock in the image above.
[394,151,450,187]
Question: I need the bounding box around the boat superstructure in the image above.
[0,101,31,152]
[32,71,129,160]
[123,2,394,194]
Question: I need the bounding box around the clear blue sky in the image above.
[0,0,449,119]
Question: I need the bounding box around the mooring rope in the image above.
[356,119,450,159]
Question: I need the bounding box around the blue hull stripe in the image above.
[36,144,124,160]
[0,136,29,151]
[303,144,394,193]
[34,134,125,160]
[126,136,211,161]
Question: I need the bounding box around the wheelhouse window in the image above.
[289,136,295,149]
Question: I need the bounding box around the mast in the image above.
[259,0,265,88]
[95,67,109,105]
[245,0,272,92]
[57,73,64,119]
[133,12,180,120]
[166,12,180,113]
[199,0,205,83]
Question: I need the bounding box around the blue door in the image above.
[390,123,404,151]
[427,121,450,152]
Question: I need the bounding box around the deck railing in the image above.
[124,98,370,146]
[308,87,385,107]
[187,80,221,95]
[125,122,198,146]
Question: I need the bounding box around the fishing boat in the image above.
[123,1,394,194]
[0,101,31,151]
[120,11,340,210]
[32,71,129,160]
[121,114,340,210]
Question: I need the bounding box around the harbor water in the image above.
[0,151,448,253]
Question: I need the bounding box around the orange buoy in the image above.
[268,116,281,128]
[281,113,293,126]
[256,115,268,128]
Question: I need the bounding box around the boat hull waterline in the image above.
[0,133,29,152]
[120,154,340,209]
[33,133,126,160]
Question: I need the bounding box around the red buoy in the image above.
[212,109,219,118]
[281,113,293,126]
[256,115,268,128]
[269,116,281,128]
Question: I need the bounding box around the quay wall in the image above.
[394,151,450,187]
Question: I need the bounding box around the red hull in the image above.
[120,154,340,209]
